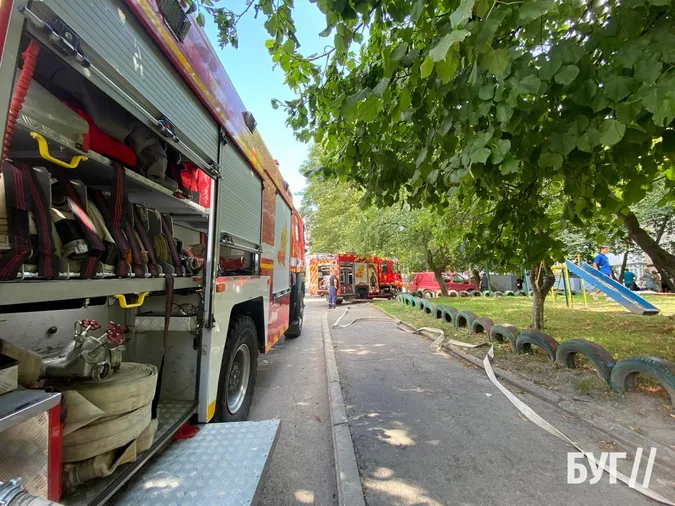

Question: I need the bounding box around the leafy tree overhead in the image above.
[204,0,675,328]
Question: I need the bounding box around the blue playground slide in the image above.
[564,260,660,315]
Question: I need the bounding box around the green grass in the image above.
[378,293,675,363]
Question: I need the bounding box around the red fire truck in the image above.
[0,0,305,503]
[308,253,401,302]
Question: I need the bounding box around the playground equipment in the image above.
[551,262,588,309]
[565,260,660,315]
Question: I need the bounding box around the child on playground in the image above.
[591,245,614,299]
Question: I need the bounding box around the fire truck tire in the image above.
[555,339,615,386]
[336,298,344,305]
[215,315,258,422]
[610,357,675,407]
[515,330,559,362]
[490,324,520,350]
[423,290,434,299]
[455,311,478,329]
[471,317,494,335]
[356,287,369,300]
[447,290,459,298]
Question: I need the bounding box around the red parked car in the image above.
[406,272,477,297]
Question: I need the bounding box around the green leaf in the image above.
[427,169,439,184]
[648,0,670,5]
[479,84,495,100]
[450,0,475,28]
[270,99,279,110]
[372,77,390,98]
[550,132,577,156]
[599,119,626,147]
[491,139,511,164]
[539,53,562,81]
[196,12,205,27]
[318,25,333,37]
[411,0,425,23]
[358,95,380,123]
[483,48,510,77]
[399,88,412,110]
[538,151,563,170]
[576,128,601,153]
[429,30,468,62]
[519,74,542,94]
[635,57,663,85]
[470,147,491,164]
[500,156,520,174]
[334,32,347,52]
[342,89,370,122]
[436,50,459,83]
[653,92,675,127]
[264,39,275,50]
[604,76,632,102]
[475,0,491,17]
[519,0,555,23]
[392,42,409,61]
[496,104,513,124]
[416,147,428,168]
[420,55,435,78]
[554,65,579,85]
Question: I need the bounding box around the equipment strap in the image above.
[58,178,104,278]
[0,163,31,280]
[133,206,160,278]
[160,214,185,276]
[151,274,174,419]
[91,190,130,278]
[20,164,55,278]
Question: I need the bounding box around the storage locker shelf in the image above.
[0,276,202,306]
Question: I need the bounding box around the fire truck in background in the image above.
[0,0,305,503]
[308,253,401,302]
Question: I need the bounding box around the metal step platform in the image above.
[112,420,280,506]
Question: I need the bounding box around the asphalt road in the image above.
[328,303,660,506]
[249,297,337,505]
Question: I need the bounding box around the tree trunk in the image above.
[529,263,556,330]
[618,250,629,285]
[618,211,675,281]
[425,246,448,296]
[471,269,480,287]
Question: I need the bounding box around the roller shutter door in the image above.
[273,194,292,294]
[219,144,262,247]
[36,0,220,163]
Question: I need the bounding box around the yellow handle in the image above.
[30,132,88,168]
[113,292,149,308]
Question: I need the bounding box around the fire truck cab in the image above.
[0,0,305,503]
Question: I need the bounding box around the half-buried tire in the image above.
[515,330,559,362]
[410,297,421,308]
[489,324,520,350]
[493,291,504,297]
[455,311,478,329]
[434,304,448,320]
[459,291,471,298]
[482,291,492,297]
[610,356,675,409]
[448,290,459,298]
[441,306,459,325]
[555,339,616,386]
[423,300,436,316]
[504,290,515,296]
[471,317,494,335]
[471,290,482,297]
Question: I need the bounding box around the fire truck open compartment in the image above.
[0,0,302,503]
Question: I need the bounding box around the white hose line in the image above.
[332,309,675,505]
[482,345,675,506]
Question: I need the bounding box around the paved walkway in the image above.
[250,298,337,505]
[328,303,654,506]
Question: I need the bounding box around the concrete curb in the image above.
[322,312,366,506]
[372,304,675,473]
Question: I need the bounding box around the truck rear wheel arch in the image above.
[228,298,266,352]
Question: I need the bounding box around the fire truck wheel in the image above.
[215,315,258,422]
[336,298,344,305]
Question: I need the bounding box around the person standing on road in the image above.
[328,268,339,310]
